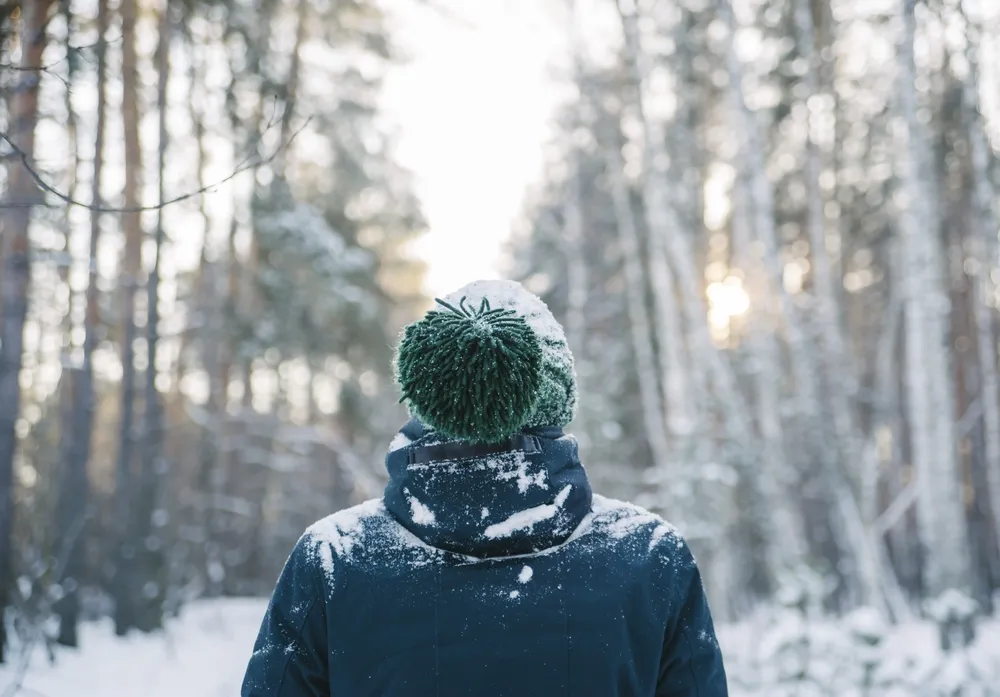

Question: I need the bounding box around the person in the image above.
[242,279,728,697]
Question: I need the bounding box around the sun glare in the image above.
[707,275,751,318]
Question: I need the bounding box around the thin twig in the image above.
[0,117,312,212]
[0,33,123,73]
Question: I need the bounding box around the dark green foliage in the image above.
[396,297,543,444]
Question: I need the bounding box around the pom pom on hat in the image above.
[395,280,576,444]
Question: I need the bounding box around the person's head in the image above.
[394,279,576,444]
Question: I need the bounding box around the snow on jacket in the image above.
[242,419,728,696]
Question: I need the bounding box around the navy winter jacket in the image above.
[242,420,728,696]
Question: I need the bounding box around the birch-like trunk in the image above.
[616,0,777,597]
[719,0,814,578]
[614,1,755,455]
[793,0,862,484]
[720,0,889,607]
[729,179,810,574]
[896,0,972,599]
[0,0,55,660]
[605,141,673,471]
[960,14,1000,554]
[616,0,694,442]
[114,0,144,637]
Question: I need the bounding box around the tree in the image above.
[0,0,56,661]
[55,0,109,648]
[113,0,145,637]
[895,0,973,603]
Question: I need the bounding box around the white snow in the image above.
[443,279,567,345]
[518,565,533,584]
[305,498,383,561]
[318,542,335,576]
[0,599,267,697]
[649,522,682,551]
[493,451,547,493]
[483,485,572,539]
[4,599,997,696]
[405,489,437,526]
[388,432,411,452]
[481,507,490,520]
[305,498,456,575]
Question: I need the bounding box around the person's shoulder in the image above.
[304,498,388,553]
[586,494,691,561]
[298,499,444,581]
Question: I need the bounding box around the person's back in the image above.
[242,280,728,697]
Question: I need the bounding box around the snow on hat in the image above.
[395,279,577,444]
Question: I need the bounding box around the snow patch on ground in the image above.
[0,599,268,697]
[2,598,997,697]
[518,565,533,584]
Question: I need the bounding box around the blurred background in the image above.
[1,0,1000,694]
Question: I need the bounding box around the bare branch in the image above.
[0,33,123,73]
[0,117,312,212]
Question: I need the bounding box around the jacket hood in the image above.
[382,419,593,558]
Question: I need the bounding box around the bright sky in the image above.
[379,1,568,298]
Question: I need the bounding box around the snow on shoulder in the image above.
[589,495,683,553]
[304,499,383,575]
[303,499,448,580]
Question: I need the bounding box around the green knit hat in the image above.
[395,280,577,444]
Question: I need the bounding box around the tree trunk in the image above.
[56,0,108,648]
[615,0,693,443]
[789,0,895,610]
[729,178,810,576]
[114,0,145,637]
[605,141,673,472]
[184,27,226,597]
[281,0,307,147]
[896,0,972,600]
[961,18,1000,557]
[718,0,897,608]
[0,0,54,661]
[133,0,171,633]
[55,0,80,506]
[616,0,775,599]
[562,0,591,447]
[793,0,862,488]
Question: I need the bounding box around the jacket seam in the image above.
[273,593,320,695]
[680,622,702,697]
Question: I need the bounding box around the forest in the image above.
[0,0,999,694]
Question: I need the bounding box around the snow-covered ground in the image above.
[0,600,266,697]
[0,599,996,696]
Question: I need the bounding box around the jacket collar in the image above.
[383,419,593,558]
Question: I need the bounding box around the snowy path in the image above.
[0,600,267,697]
[0,599,995,696]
